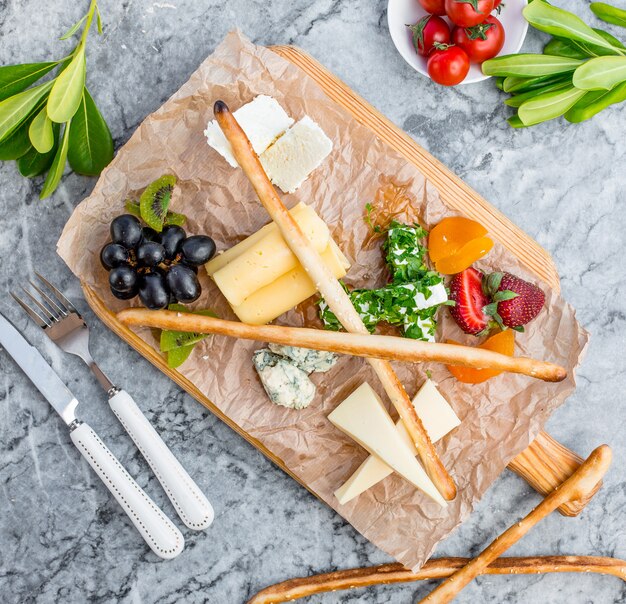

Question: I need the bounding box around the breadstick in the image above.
[213,100,456,500]
[247,555,626,604]
[117,308,567,383]
[419,444,612,603]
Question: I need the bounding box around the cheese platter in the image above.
[58,32,592,571]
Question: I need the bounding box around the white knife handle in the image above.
[109,389,214,531]
[70,422,184,559]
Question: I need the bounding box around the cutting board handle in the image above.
[508,431,602,517]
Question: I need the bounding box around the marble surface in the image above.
[0,0,624,602]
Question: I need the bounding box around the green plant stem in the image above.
[75,0,99,56]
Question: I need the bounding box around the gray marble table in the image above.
[1,1,624,602]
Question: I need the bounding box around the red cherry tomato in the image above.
[445,0,495,27]
[493,0,503,9]
[452,16,505,62]
[427,45,470,85]
[408,15,451,57]
[418,0,447,16]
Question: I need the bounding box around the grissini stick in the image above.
[419,444,612,604]
[116,309,567,383]
[213,100,456,500]
[247,555,626,604]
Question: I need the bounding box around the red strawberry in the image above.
[483,272,545,330]
[448,268,490,335]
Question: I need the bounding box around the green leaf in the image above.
[482,54,583,77]
[96,4,103,34]
[47,50,86,123]
[518,86,587,125]
[0,62,57,102]
[505,81,571,107]
[29,106,54,153]
[523,1,625,55]
[503,73,571,93]
[543,39,588,59]
[592,27,626,51]
[0,80,53,143]
[67,88,113,175]
[507,114,529,128]
[60,14,87,40]
[572,55,626,90]
[590,2,626,29]
[565,80,626,121]
[17,124,59,177]
[563,28,626,57]
[40,121,71,199]
[0,117,33,160]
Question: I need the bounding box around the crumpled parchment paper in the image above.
[57,31,589,571]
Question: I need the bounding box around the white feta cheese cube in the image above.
[204,95,293,167]
[260,116,333,193]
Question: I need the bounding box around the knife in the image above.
[0,312,184,559]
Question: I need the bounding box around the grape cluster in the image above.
[100,214,216,310]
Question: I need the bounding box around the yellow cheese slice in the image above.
[205,203,307,276]
[211,204,330,307]
[335,379,460,505]
[328,383,447,507]
[231,240,349,325]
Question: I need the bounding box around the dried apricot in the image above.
[446,330,515,384]
[429,217,493,274]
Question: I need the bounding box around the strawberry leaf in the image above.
[483,302,499,316]
[492,290,519,302]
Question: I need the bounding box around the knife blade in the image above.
[0,310,184,558]
[0,312,78,425]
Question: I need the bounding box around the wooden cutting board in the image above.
[82,45,599,517]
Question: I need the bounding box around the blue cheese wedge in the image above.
[252,349,315,410]
[204,95,293,168]
[260,116,333,193]
[267,344,338,374]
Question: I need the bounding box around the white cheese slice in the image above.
[335,380,460,505]
[204,95,294,168]
[260,116,333,193]
[328,383,447,507]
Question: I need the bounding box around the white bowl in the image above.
[387,0,529,84]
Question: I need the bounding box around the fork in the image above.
[12,273,214,531]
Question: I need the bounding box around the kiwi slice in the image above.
[164,209,186,226]
[126,198,187,227]
[167,344,195,369]
[160,329,206,352]
[139,174,177,232]
[159,305,217,352]
[125,199,142,219]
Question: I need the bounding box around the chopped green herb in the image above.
[319,220,447,342]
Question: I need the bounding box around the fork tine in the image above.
[35,272,79,315]
[29,279,67,317]
[11,292,51,328]
[20,287,59,324]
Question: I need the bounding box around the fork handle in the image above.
[109,389,214,531]
[70,421,184,559]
